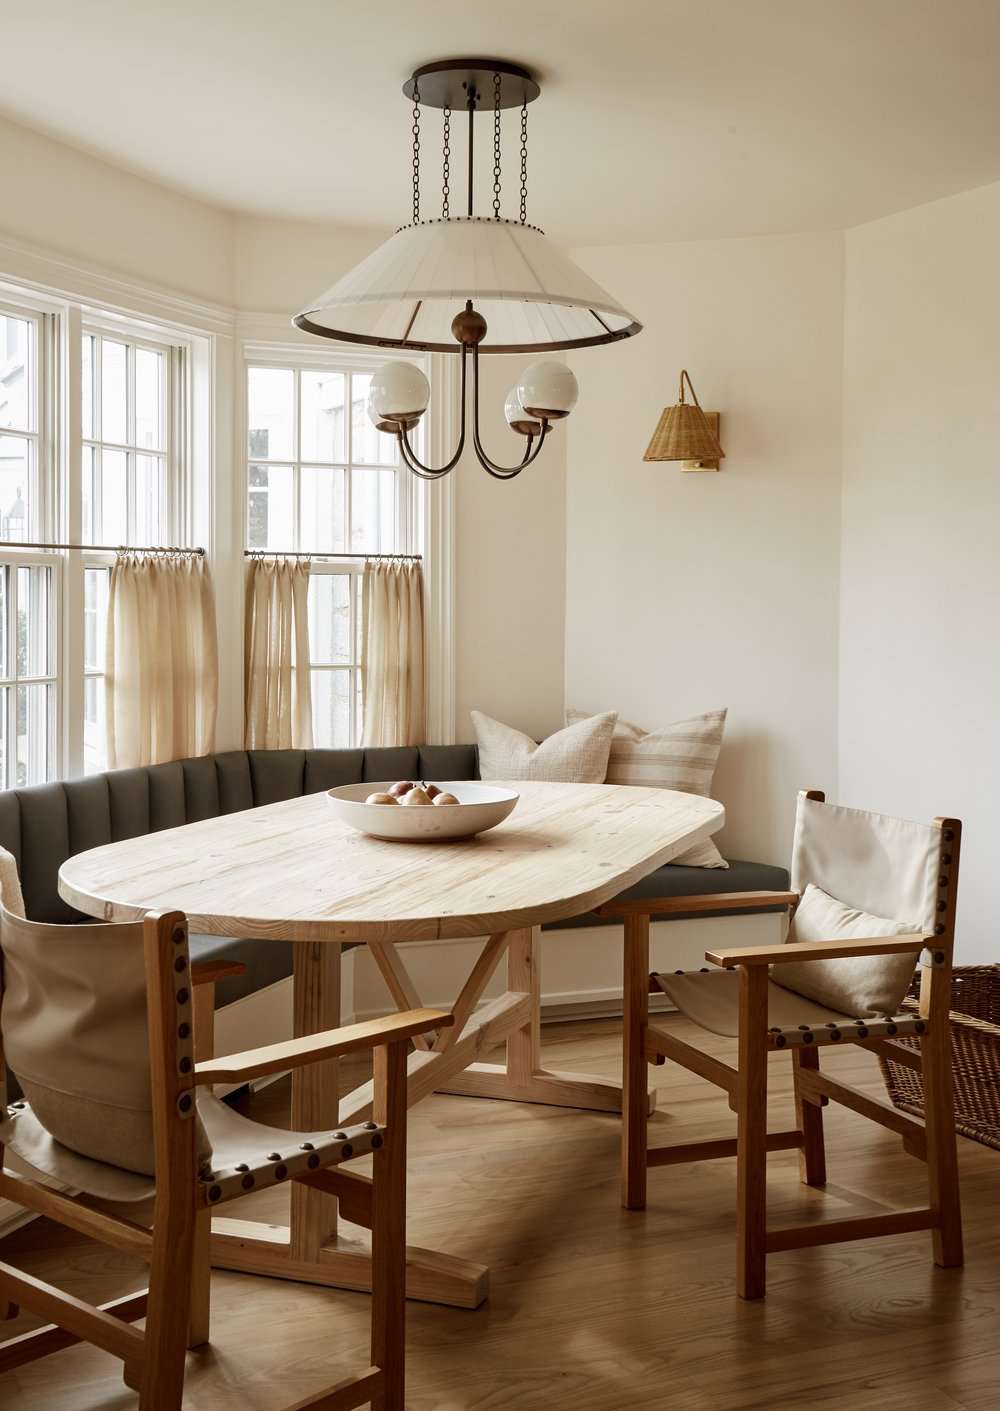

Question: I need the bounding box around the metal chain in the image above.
[519,101,528,223]
[411,84,421,224]
[442,105,451,219]
[492,72,503,219]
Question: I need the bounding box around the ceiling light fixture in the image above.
[294,58,642,480]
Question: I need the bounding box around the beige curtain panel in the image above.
[244,556,314,750]
[105,551,219,769]
[361,558,426,747]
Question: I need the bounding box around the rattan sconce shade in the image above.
[643,370,725,464]
[643,402,725,462]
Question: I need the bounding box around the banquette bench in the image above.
[0,744,789,1022]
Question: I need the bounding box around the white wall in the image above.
[0,115,234,304]
[840,181,1000,962]
[565,233,845,865]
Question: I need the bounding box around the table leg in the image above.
[209,938,489,1309]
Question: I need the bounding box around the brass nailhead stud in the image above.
[178,1022,191,1040]
[172,927,186,945]
[179,1057,192,1074]
[241,1174,255,1190]
[363,1121,378,1130]
[177,988,190,1005]
[267,1152,282,1162]
[935,951,946,964]
[370,1133,383,1149]
[943,829,955,842]
[174,956,187,973]
[825,1022,838,1028]
[798,1025,811,1031]
[939,876,949,888]
[915,1021,926,1034]
[802,1032,814,1044]
[886,1023,898,1036]
[275,1165,288,1180]
[857,1026,869,1038]
[209,1186,222,1202]
[935,924,946,935]
[937,900,947,912]
[334,1131,348,1141]
[178,1094,193,1114]
[830,1030,842,1041]
[774,1035,786,1048]
[300,1142,314,1151]
[942,853,952,865]
[234,1163,249,1172]
[341,1144,353,1158]
[307,1153,320,1169]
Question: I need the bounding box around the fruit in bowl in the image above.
[367,781,460,807]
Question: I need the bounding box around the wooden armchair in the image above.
[598,790,963,1299]
[0,904,449,1410]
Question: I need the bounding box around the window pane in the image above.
[248,367,294,461]
[135,454,164,543]
[0,436,31,542]
[308,574,352,665]
[351,373,399,465]
[102,339,128,444]
[84,567,109,672]
[299,465,346,553]
[311,669,352,749]
[301,370,346,463]
[247,463,294,549]
[82,444,97,544]
[0,314,33,432]
[82,333,95,439]
[17,566,51,677]
[100,448,128,544]
[351,467,396,554]
[15,682,53,787]
[84,676,106,776]
[0,569,6,681]
[134,347,163,451]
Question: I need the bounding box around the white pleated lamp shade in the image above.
[295,218,642,353]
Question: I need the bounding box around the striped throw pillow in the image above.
[566,708,728,868]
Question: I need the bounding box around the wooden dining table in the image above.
[58,779,723,1310]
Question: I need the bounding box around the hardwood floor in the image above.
[2,1014,998,1410]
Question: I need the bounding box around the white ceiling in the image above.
[3,0,1000,246]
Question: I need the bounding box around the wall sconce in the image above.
[644,369,724,472]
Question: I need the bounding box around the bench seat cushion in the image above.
[543,858,791,930]
[189,933,294,1008]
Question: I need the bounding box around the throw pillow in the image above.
[771,882,921,1018]
[472,709,617,784]
[566,707,728,868]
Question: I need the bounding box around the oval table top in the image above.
[58,780,725,943]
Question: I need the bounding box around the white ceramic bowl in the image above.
[325,781,519,842]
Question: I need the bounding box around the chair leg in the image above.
[736,966,769,1300]
[371,1041,407,1411]
[921,1025,963,1267]
[187,1209,212,1348]
[139,1200,195,1411]
[622,914,650,1210]
[793,1046,827,1187]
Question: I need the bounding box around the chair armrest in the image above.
[705,934,926,969]
[595,890,798,918]
[193,1007,452,1085]
[191,959,248,986]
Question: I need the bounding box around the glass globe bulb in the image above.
[504,386,542,437]
[367,361,430,428]
[515,360,579,421]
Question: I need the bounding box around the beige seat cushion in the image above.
[772,882,921,1018]
[568,707,728,868]
[656,967,853,1038]
[472,709,617,783]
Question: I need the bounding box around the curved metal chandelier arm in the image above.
[396,347,468,479]
[471,346,550,479]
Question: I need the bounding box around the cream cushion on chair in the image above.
[656,967,857,1038]
[472,709,617,783]
[567,707,728,868]
[771,883,922,1018]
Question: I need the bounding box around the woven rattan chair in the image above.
[599,790,963,1299]
[0,897,448,1409]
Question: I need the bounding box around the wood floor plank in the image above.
[0,1013,996,1411]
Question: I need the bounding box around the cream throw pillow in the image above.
[567,707,728,868]
[772,882,921,1018]
[472,709,617,783]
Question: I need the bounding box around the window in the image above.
[246,358,421,748]
[82,330,169,545]
[0,307,38,543]
[0,561,57,787]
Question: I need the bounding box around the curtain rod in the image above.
[0,540,206,556]
[244,549,423,561]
